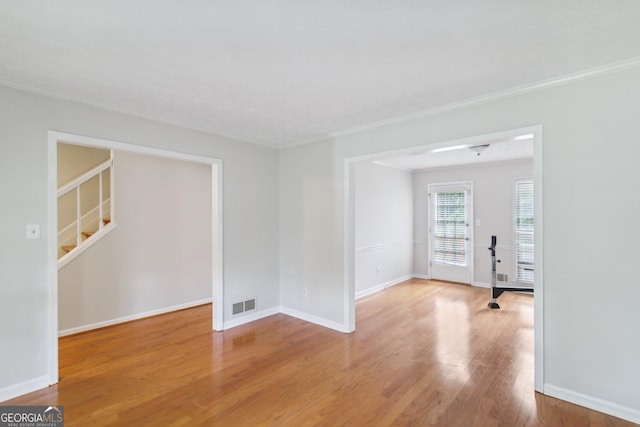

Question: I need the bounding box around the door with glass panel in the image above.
[428,183,472,284]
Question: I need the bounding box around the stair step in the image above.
[60,222,110,257]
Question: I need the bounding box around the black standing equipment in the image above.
[488,235,533,309]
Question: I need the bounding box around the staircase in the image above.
[58,157,114,266]
[60,219,112,255]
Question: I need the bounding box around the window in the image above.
[515,179,534,283]
[432,191,467,266]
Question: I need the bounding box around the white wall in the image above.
[413,160,533,286]
[354,162,413,298]
[279,66,640,419]
[58,150,212,333]
[0,85,279,400]
[279,141,345,329]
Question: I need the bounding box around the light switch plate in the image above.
[26,224,40,240]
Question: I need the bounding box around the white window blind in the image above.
[433,191,467,266]
[515,179,534,283]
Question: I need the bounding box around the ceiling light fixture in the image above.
[468,144,490,156]
[431,144,467,153]
[513,133,534,141]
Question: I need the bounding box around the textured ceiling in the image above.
[1,1,640,148]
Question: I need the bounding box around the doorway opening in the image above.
[428,182,473,284]
[47,131,223,385]
[345,125,543,392]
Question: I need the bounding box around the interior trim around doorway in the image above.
[47,131,224,385]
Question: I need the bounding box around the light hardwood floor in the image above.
[3,279,636,426]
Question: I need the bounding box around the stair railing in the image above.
[58,158,113,256]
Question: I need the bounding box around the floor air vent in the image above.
[244,298,256,311]
[232,298,257,315]
[232,302,244,315]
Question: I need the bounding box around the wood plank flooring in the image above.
[3,279,636,426]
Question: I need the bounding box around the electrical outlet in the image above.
[376,266,380,276]
[302,288,308,297]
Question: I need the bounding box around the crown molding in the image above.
[2,55,640,151]
[282,55,640,149]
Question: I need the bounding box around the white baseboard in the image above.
[544,383,640,424]
[59,298,212,337]
[223,306,280,330]
[355,275,413,299]
[279,306,349,333]
[0,375,49,403]
[355,285,384,299]
[412,274,430,280]
[472,281,491,288]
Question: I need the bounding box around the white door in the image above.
[428,183,473,284]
